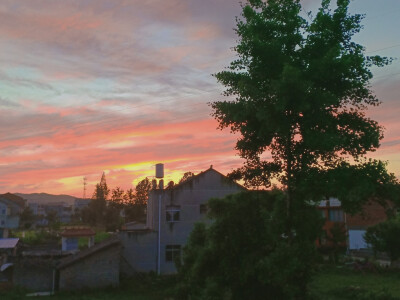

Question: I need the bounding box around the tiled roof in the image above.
[60,227,96,237]
[0,238,19,249]
[0,193,25,208]
[58,235,120,269]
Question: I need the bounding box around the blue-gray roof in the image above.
[0,238,19,249]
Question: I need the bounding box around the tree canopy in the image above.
[211,0,397,213]
[176,191,323,299]
[177,1,398,299]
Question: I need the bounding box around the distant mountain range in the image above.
[15,193,84,206]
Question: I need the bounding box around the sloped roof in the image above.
[0,193,25,208]
[0,238,19,249]
[58,235,120,269]
[169,166,245,191]
[61,227,96,237]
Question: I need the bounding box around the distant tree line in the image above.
[81,171,195,231]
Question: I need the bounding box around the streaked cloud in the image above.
[0,0,399,196]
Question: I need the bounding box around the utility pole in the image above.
[83,176,87,199]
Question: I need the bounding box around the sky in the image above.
[0,0,399,197]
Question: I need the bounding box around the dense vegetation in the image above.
[176,0,399,298]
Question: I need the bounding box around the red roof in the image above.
[61,228,95,237]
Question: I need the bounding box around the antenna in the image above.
[83,176,87,199]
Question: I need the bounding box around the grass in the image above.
[1,265,399,299]
[0,274,174,300]
[310,265,400,299]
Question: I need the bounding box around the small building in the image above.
[58,236,121,291]
[318,198,392,251]
[346,200,390,250]
[60,227,95,251]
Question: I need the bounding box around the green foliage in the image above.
[78,231,111,250]
[124,178,152,223]
[82,172,110,226]
[176,191,324,300]
[211,0,397,207]
[19,206,35,229]
[134,177,152,206]
[81,175,152,227]
[364,216,400,263]
[178,172,195,184]
[12,229,59,245]
[204,0,399,298]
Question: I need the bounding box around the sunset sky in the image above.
[0,0,399,197]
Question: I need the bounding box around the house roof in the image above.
[168,166,245,191]
[61,227,96,237]
[0,238,19,249]
[0,193,25,208]
[58,235,120,269]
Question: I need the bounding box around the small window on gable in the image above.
[200,204,208,214]
[166,206,180,222]
[165,245,181,262]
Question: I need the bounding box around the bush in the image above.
[175,191,324,300]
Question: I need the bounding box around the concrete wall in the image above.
[149,169,243,274]
[13,258,55,292]
[59,244,121,291]
[119,231,157,275]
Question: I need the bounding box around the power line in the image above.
[367,43,400,54]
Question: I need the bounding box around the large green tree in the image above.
[177,0,398,299]
[211,0,397,219]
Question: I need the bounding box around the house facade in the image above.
[119,166,244,275]
[318,197,391,250]
[0,193,25,238]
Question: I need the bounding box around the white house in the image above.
[119,166,244,275]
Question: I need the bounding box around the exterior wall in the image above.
[318,199,390,250]
[149,169,243,274]
[346,201,389,250]
[0,201,20,230]
[317,198,346,247]
[0,202,8,228]
[13,258,55,292]
[347,201,388,229]
[118,231,157,275]
[59,244,121,291]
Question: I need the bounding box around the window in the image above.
[166,206,180,222]
[1,209,5,215]
[200,204,208,214]
[0,220,5,226]
[320,210,325,219]
[329,209,344,222]
[165,245,181,262]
